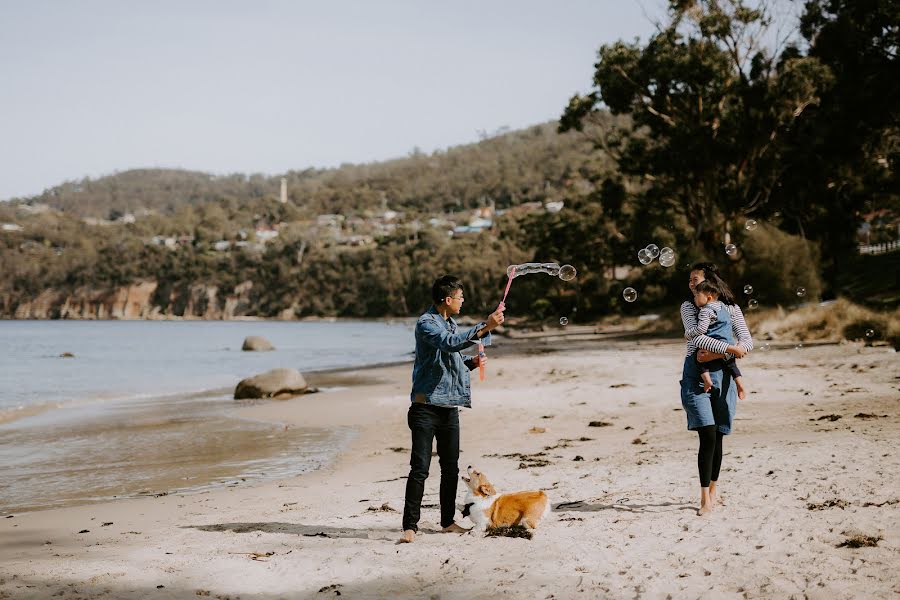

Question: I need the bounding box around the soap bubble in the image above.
[559,317,569,326]
[725,244,737,256]
[760,342,771,351]
[507,262,562,278]
[795,343,804,350]
[646,244,660,259]
[505,262,578,280]
[637,249,653,265]
[659,247,675,266]
[865,329,875,338]
[743,285,754,295]
[796,287,806,297]
[558,264,577,281]
[623,287,638,302]
[748,299,759,310]
[745,219,758,231]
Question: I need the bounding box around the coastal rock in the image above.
[234,368,308,399]
[242,336,274,351]
[183,284,220,319]
[223,281,254,319]
[6,279,259,320]
[14,289,64,319]
[13,281,158,319]
[108,281,159,319]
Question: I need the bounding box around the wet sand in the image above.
[0,371,377,514]
[1,340,898,599]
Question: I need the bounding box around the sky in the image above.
[0,0,664,200]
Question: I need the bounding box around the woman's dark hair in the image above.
[432,275,463,304]
[690,262,737,305]
[694,280,721,297]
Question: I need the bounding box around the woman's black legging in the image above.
[697,425,724,487]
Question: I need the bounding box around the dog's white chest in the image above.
[464,494,497,530]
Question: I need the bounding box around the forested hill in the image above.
[21,120,620,219]
[4,0,897,322]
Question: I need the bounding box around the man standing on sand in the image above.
[401,275,505,543]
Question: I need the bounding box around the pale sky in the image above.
[0,0,663,200]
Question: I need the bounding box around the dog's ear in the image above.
[478,482,496,496]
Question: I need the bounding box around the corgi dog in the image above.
[461,465,551,531]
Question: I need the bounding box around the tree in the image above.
[560,0,833,253]
[772,0,899,291]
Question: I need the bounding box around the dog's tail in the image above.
[540,491,552,521]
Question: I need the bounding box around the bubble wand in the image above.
[479,266,516,382]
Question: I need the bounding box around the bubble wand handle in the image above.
[478,343,486,382]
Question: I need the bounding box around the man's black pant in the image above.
[402,403,460,532]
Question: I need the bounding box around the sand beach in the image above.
[1,339,898,599]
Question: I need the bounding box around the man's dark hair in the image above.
[694,279,721,297]
[432,275,463,305]
[690,262,737,305]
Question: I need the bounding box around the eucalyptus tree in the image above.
[560,0,833,253]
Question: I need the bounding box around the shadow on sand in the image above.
[186,521,454,542]
[186,521,398,540]
[553,499,695,514]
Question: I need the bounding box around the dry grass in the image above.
[507,298,900,348]
[745,298,900,347]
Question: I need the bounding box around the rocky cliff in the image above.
[6,280,262,320]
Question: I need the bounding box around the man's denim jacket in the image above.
[410,305,491,408]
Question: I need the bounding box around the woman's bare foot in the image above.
[441,523,471,534]
[399,529,415,543]
[709,482,718,508]
[698,487,713,516]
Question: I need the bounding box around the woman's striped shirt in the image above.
[680,300,753,358]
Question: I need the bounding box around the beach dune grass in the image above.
[746,298,900,348]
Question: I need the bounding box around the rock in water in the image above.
[241,336,274,351]
[234,368,308,399]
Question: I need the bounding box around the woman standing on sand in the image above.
[680,262,753,516]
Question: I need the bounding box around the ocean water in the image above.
[0,320,415,513]
[0,320,414,413]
